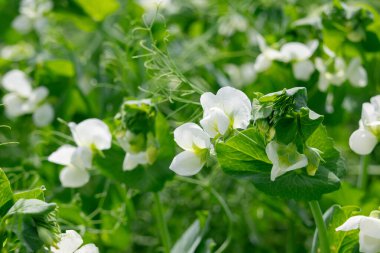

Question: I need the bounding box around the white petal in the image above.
[173,123,211,151]
[347,58,367,88]
[123,152,148,171]
[59,166,90,188]
[169,151,205,176]
[315,58,326,72]
[359,233,380,253]
[317,73,329,92]
[360,217,380,239]
[51,230,83,253]
[336,215,366,231]
[2,93,27,118]
[254,53,272,72]
[25,86,49,110]
[69,118,112,150]
[370,95,380,111]
[33,103,54,127]
[71,146,93,169]
[12,15,33,34]
[48,145,77,166]
[2,69,32,97]
[200,92,219,114]
[215,86,251,129]
[280,42,313,61]
[200,107,230,138]
[362,102,378,124]
[292,60,315,81]
[75,244,99,253]
[349,129,377,155]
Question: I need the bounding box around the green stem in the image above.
[309,200,330,253]
[357,155,369,190]
[153,192,171,253]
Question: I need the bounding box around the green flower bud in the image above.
[304,147,323,176]
[369,210,380,219]
[37,226,60,248]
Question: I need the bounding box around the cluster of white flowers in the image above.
[251,33,368,90]
[12,0,53,34]
[170,86,252,176]
[51,230,98,253]
[1,69,54,127]
[349,95,380,155]
[218,12,248,37]
[48,119,112,188]
[336,211,380,253]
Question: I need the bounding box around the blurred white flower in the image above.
[218,13,248,37]
[253,34,283,73]
[51,230,99,253]
[266,141,308,181]
[315,57,347,91]
[346,57,368,88]
[200,86,252,137]
[1,69,54,126]
[12,0,53,34]
[123,151,148,171]
[48,119,111,187]
[169,123,211,176]
[280,40,318,81]
[224,63,257,88]
[336,213,380,253]
[0,42,35,61]
[349,95,380,155]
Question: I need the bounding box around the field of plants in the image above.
[1,0,380,252]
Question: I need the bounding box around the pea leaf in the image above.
[6,199,56,217]
[8,215,43,252]
[0,168,13,217]
[13,186,46,202]
[215,125,343,200]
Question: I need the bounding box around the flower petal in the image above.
[48,145,77,166]
[292,60,315,81]
[359,232,380,253]
[169,150,205,176]
[33,103,54,127]
[75,244,99,253]
[69,118,112,150]
[51,230,83,253]
[347,58,367,88]
[254,53,272,72]
[336,215,366,231]
[2,93,27,118]
[216,86,251,129]
[200,107,230,138]
[71,146,93,169]
[59,166,90,188]
[123,152,148,171]
[280,42,313,62]
[360,217,380,239]
[173,123,211,151]
[349,129,377,155]
[1,69,32,97]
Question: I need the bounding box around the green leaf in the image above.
[171,212,209,253]
[44,59,75,77]
[13,186,46,202]
[0,168,13,217]
[320,205,360,253]
[75,0,120,22]
[6,199,56,217]
[9,215,43,252]
[216,125,343,200]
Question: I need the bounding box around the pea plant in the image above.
[1,0,380,252]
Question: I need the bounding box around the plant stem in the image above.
[153,192,171,253]
[357,155,369,190]
[309,200,330,253]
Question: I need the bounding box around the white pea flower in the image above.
[224,63,257,88]
[0,42,35,61]
[123,151,148,171]
[170,123,211,176]
[253,34,283,73]
[1,69,54,126]
[48,119,111,187]
[349,96,380,155]
[51,230,99,253]
[266,141,308,181]
[315,57,347,92]
[280,40,318,81]
[12,0,53,34]
[218,13,248,37]
[69,119,112,151]
[200,86,252,137]
[336,213,380,253]
[346,57,368,88]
